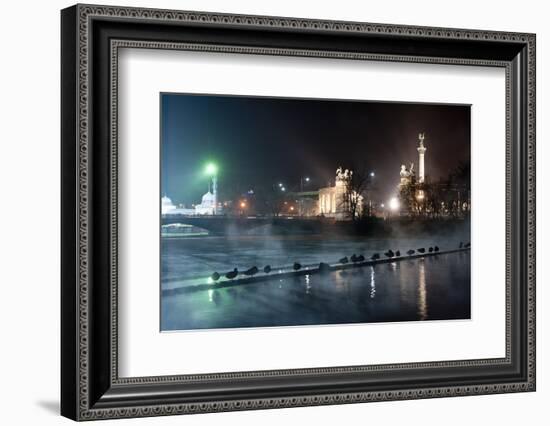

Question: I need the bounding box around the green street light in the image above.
[205,163,218,176]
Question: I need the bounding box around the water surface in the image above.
[160,235,470,331]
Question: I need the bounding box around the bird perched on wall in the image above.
[356,254,365,262]
[384,249,395,258]
[339,256,349,264]
[243,266,259,276]
[407,249,415,256]
[371,253,380,261]
[428,247,434,253]
[211,272,220,281]
[395,250,401,257]
[263,265,271,274]
[434,246,440,252]
[293,262,302,271]
[225,268,238,280]
[417,248,426,254]
[464,242,471,248]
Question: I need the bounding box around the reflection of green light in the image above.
[205,163,217,176]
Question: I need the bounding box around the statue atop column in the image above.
[399,163,415,187]
[335,166,352,186]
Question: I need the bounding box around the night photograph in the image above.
[160,93,471,331]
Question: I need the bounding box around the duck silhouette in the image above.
[243,266,259,276]
[428,247,434,253]
[395,250,401,257]
[407,249,415,256]
[225,268,238,280]
[318,262,331,274]
[464,242,471,248]
[356,254,365,262]
[434,246,440,252]
[339,256,349,264]
[350,254,359,263]
[384,250,395,258]
[293,262,302,271]
[263,265,271,274]
[211,272,220,281]
[417,248,426,254]
[371,253,380,261]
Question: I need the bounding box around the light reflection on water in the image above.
[418,259,428,320]
[161,249,471,331]
[370,266,376,299]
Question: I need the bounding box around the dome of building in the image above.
[200,191,215,206]
[161,195,176,215]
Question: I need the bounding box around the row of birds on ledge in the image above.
[210,241,470,282]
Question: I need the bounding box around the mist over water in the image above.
[160,224,471,331]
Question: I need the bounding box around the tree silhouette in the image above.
[340,164,371,221]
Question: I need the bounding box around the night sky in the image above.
[161,93,470,206]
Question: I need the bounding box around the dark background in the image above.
[161,93,470,206]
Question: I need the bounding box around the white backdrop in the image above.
[0,0,547,425]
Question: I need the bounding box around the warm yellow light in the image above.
[389,197,399,211]
[240,201,246,208]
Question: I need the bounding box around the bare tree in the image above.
[398,160,471,219]
[398,173,417,216]
[340,165,371,221]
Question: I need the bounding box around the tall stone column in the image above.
[417,132,427,183]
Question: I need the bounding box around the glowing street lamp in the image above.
[299,176,311,216]
[370,172,375,177]
[389,197,400,212]
[205,163,217,176]
[300,176,310,191]
[239,200,247,216]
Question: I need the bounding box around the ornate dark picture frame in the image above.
[61,4,536,421]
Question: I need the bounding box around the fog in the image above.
[160,221,471,331]
[161,220,470,288]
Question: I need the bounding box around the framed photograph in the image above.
[61,4,536,421]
